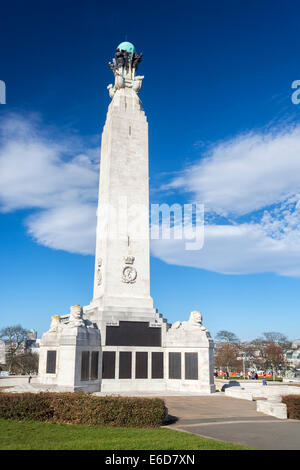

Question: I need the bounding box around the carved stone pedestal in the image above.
[38,306,101,392]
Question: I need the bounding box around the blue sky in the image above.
[0,0,300,341]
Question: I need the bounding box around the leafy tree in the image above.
[0,325,29,373]
[215,330,240,343]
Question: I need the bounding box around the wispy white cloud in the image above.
[1,114,300,277]
[166,126,300,216]
[154,124,300,277]
[26,203,97,255]
[152,213,300,277]
[0,114,99,254]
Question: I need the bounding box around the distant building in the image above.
[292,339,300,349]
[28,338,41,355]
[25,329,40,354]
[27,329,37,342]
[285,339,300,369]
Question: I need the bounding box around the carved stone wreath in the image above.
[122,265,137,284]
[122,255,137,283]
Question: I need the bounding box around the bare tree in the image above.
[262,332,291,351]
[214,342,242,375]
[263,343,285,380]
[14,353,39,375]
[0,325,29,373]
[215,330,240,343]
[251,331,290,379]
[238,342,258,373]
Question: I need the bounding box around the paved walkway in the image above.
[164,395,300,450]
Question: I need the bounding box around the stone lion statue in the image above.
[171,310,207,331]
[189,310,203,325]
[68,305,85,328]
[49,315,62,333]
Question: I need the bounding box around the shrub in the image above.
[281,395,300,420]
[0,393,53,422]
[0,392,166,427]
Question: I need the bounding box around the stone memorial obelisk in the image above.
[38,42,215,394]
[89,41,153,313]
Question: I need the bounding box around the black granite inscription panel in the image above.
[151,351,164,379]
[102,351,116,379]
[185,353,198,380]
[119,351,132,379]
[169,352,181,379]
[81,351,90,381]
[46,350,56,374]
[91,351,99,380]
[106,321,161,347]
[135,352,148,379]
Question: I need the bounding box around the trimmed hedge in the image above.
[281,395,300,420]
[0,392,167,427]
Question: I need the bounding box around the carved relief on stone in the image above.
[122,255,137,284]
[49,315,62,333]
[171,310,208,332]
[107,84,115,99]
[109,49,143,75]
[107,47,144,98]
[122,266,137,283]
[68,304,85,328]
[97,257,102,286]
[132,76,143,93]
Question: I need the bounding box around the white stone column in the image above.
[92,87,153,311]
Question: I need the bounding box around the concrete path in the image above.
[164,395,300,450]
[0,376,38,387]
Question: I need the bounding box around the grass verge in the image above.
[0,419,250,450]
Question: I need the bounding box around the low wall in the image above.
[257,397,287,420]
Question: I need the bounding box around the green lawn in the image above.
[0,419,250,450]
